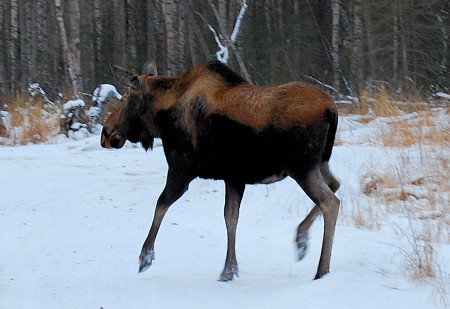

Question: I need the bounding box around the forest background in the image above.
[0,0,448,103]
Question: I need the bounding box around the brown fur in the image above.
[136,63,336,140]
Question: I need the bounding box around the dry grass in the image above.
[341,88,450,303]
[4,93,61,145]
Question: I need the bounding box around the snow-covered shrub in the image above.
[60,84,122,139]
[60,99,91,140]
[89,84,122,125]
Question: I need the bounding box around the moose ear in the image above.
[110,63,141,90]
[142,60,158,76]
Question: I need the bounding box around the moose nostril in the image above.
[110,136,122,148]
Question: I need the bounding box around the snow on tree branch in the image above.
[208,0,248,65]
[208,25,229,64]
[230,1,248,44]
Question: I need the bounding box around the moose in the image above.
[101,61,340,281]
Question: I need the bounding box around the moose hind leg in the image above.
[296,206,320,261]
[320,161,340,193]
[294,167,340,279]
[219,181,245,281]
[296,161,340,261]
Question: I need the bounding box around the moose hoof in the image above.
[296,232,309,261]
[314,270,329,280]
[139,248,155,273]
[219,265,239,282]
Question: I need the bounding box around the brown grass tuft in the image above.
[5,93,61,145]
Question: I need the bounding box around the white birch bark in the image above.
[331,0,341,92]
[54,0,82,98]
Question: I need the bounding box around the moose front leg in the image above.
[139,170,193,273]
[219,181,245,281]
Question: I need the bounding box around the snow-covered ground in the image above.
[1,112,448,308]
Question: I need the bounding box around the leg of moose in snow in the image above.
[294,166,340,279]
[139,170,193,273]
[219,181,245,281]
[296,161,340,261]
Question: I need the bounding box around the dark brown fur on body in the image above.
[101,61,340,281]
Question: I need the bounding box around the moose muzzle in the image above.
[101,127,126,149]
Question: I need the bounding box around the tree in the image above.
[162,0,178,76]
[331,0,341,92]
[55,0,82,98]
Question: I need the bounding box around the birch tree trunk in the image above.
[163,0,178,75]
[55,0,82,99]
[331,0,341,92]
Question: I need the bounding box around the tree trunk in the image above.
[352,0,364,94]
[146,2,157,62]
[331,0,341,92]
[177,1,187,69]
[80,0,95,90]
[364,8,376,91]
[125,0,137,66]
[393,1,399,83]
[162,0,178,75]
[398,0,409,93]
[36,0,47,78]
[10,0,19,93]
[112,0,126,66]
[67,0,82,95]
[93,0,103,65]
[437,13,448,87]
[54,0,82,98]
[0,1,7,98]
[264,0,275,84]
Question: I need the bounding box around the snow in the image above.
[28,83,47,97]
[63,99,85,111]
[435,92,450,100]
[92,84,122,104]
[1,114,449,308]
